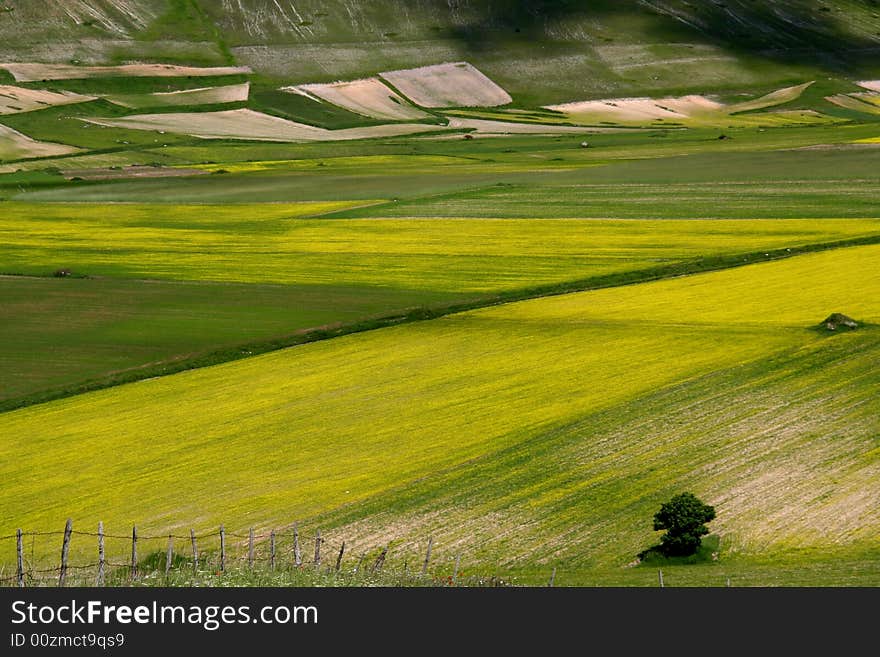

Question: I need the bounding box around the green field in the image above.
[2,245,878,584]
[4,116,880,414]
[2,0,880,588]
[4,196,880,408]
[6,204,880,288]
[0,275,454,405]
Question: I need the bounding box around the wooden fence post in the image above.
[452,553,461,586]
[190,529,198,571]
[270,531,276,571]
[219,525,225,572]
[293,522,302,567]
[314,530,322,567]
[421,536,433,576]
[165,535,173,576]
[548,567,556,587]
[355,552,365,574]
[371,546,388,573]
[335,541,345,572]
[658,569,664,588]
[58,519,72,587]
[248,528,255,569]
[96,522,105,587]
[130,525,138,581]
[16,529,24,588]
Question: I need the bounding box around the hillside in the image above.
[1,1,879,103]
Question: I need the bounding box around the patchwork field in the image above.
[826,94,880,117]
[0,62,251,81]
[4,195,879,409]
[105,82,251,108]
[0,275,454,406]
[2,0,880,590]
[0,122,80,160]
[5,204,879,290]
[380,62,513,108]
[545,83,839,128]
[316,325,880,585]
[286,78,429,121]
[82,108,445,142]
[2,245,878,583]
[0,85,94,115]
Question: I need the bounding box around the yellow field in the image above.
[1,245,878,567]
[4,201,880,292]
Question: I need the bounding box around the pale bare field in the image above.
[0,62,251,82]
[445,117,601,135]
[380,62,512,108]
[852,92,880,107]
[726,82,813,113]
[81,108,446,142]
[0,123,81,160]
[545,95,719,122]
[858,80,880,92]
[546,83,829,127]
[0,85,95,115]
[826,94,880,116]
[286,78,428,121]
[106,82,251,108]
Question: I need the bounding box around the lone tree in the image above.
[653,492,716,556]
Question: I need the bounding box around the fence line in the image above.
[1,518,476,588]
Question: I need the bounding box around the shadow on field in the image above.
[637,534,721,567]
[432,0,880,74]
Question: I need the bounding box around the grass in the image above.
[346,179,880,220]
[0,275,456,405]
[0,100,198,152]
[2,3,879,109]
[10,122,880,206]
[1,2,880,589]
[5,116,880,415]
[16,75,252,97]
[2,192,879,409]
[249,86,390,130]
[1,232,877,414]
[1,244,878,587]
[4,203,880,290]
[309,326,880,586]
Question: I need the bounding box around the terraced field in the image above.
[2,245,877,583]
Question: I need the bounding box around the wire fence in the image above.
[0,519,493,588]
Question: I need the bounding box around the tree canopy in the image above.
[653,492,716,557]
